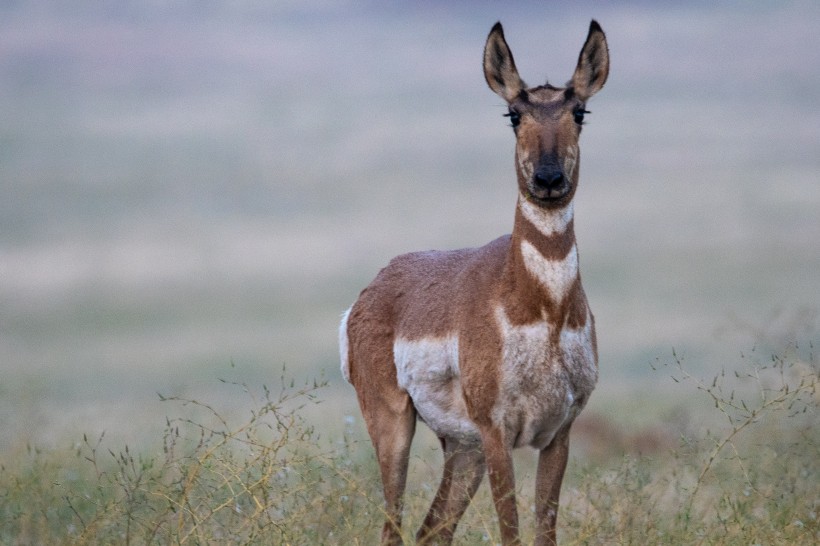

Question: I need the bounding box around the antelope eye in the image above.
[503,109,521,129]
[573,107,590,125]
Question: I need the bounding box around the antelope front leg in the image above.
[481,427,520,545]
[534,427,570,546]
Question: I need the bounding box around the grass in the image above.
[1,344,817,545]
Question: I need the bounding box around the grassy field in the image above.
[1,2,819,544]
[2,343,816,545]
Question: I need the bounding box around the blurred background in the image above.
[1,0,818,455]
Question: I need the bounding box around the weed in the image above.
[0,345,816,544]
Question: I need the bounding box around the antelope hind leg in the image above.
[359,390,417,546]
[417,438,486,545]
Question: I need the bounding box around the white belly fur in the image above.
[393,311,596,449]
[394,336,480,443]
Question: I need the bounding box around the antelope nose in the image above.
[534,171,564,190]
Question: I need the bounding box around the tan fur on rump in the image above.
[341,20,609,545]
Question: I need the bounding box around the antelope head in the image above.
[484,21,609,208]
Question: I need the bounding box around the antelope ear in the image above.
[484,22,525,102]
[572,20,609,101]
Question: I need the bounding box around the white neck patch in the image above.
[518,197,574,237]
[521,240,578,301]
[517,196,577,301]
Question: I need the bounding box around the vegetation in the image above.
[1,345,817,545]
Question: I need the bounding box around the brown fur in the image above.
[341,21,609,545]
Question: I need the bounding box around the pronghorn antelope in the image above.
[340,20,609,545]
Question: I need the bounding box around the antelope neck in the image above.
[511,196,578,305]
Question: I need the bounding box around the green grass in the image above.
[1,346,817,545]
